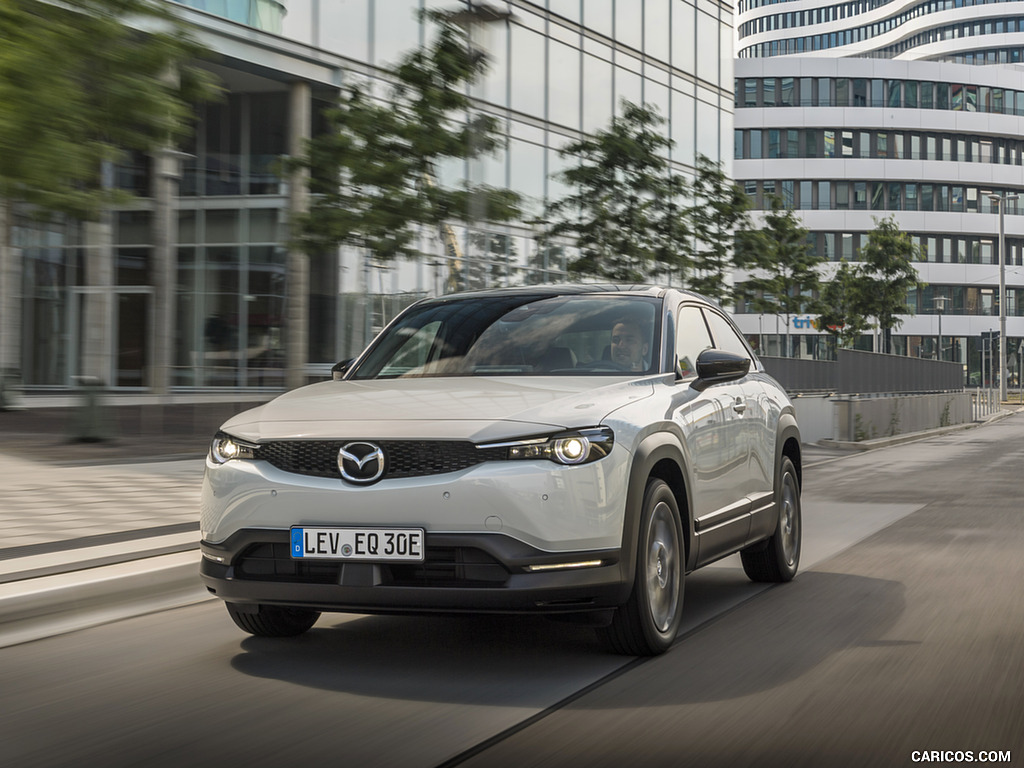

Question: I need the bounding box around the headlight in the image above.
[209,432,259,464]
[479,427,614,466]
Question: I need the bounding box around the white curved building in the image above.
[734,0,1024,385]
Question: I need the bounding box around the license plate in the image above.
[290,527,425,562]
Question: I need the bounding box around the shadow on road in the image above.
[228,570,905,707]
[230,612,624,707]
[572,569,908,708]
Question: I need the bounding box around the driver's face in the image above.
[611,322,648,370]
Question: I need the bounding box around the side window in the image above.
[703,310,754,362]
[676,305,714,377]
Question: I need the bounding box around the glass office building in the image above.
[733,0,1024,384]
[4,0,733,393]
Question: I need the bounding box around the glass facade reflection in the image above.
[7,0,729,391]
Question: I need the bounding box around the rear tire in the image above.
[741,455,801,583]
[226,603,320,637]
[600,478,684,656]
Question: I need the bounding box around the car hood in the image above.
[221,376,656,443]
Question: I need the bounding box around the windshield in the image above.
[350,294,662,379]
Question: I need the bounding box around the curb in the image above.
[0,551,212,648]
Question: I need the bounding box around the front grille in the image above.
[257,440,505,480]
[233,542,510,588]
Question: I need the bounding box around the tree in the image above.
[543,100,689,283]
[817,258,871,349]
[291,9,520,264]
[736,195,825,356]
[858,215,924,353]
[0,0,215,220]
[687,154,752,303]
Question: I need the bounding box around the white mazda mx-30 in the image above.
[200,284,801,655]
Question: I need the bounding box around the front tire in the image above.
[226,603,320,637]
[741,455,801,583]
[600,478,684,656]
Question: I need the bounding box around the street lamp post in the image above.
[934,294,947,361]
[988,193,1019,403]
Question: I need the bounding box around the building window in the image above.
[882,79,895,108]
[782,180,795,208]
[920,81,933,109]
[780,77,796,106]
[817,77,831,106]
[853,181,867,210]
[750,129,762,159]
[905,80,918,108]
[787,129,799,158]
[853,78,867,106]
[889,183,903,210]
[842,131,854,157]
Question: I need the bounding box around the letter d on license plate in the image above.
[290,527,425,562]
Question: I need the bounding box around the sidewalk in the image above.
[0,449,209,647]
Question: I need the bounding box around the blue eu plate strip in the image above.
[291,528,304,558]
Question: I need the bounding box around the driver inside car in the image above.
[610,317,650,372]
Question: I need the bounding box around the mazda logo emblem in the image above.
[338,442,385,484]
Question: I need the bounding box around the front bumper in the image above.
[200,529,631,615]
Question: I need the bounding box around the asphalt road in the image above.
[3,417,1023,768]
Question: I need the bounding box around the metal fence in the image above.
[761,350,963,395]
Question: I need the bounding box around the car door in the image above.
[702,309,773,502]
[671,304,750,565]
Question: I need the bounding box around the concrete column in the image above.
[286,81,312,391]
[81,213,114,383]
[0,199,24,402]
[151,147,181,394]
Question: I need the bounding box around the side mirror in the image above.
[691,349,750,391]
[331,359,353,381]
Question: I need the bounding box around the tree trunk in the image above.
[286,81,312,391]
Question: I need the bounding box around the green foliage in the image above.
[688,155,752,303]
[292,9,520,262]
[0,0,217,220]
[817,258,871,348]
[543,100,690,283]
[859,215,924,352]
[736,195,824,353]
